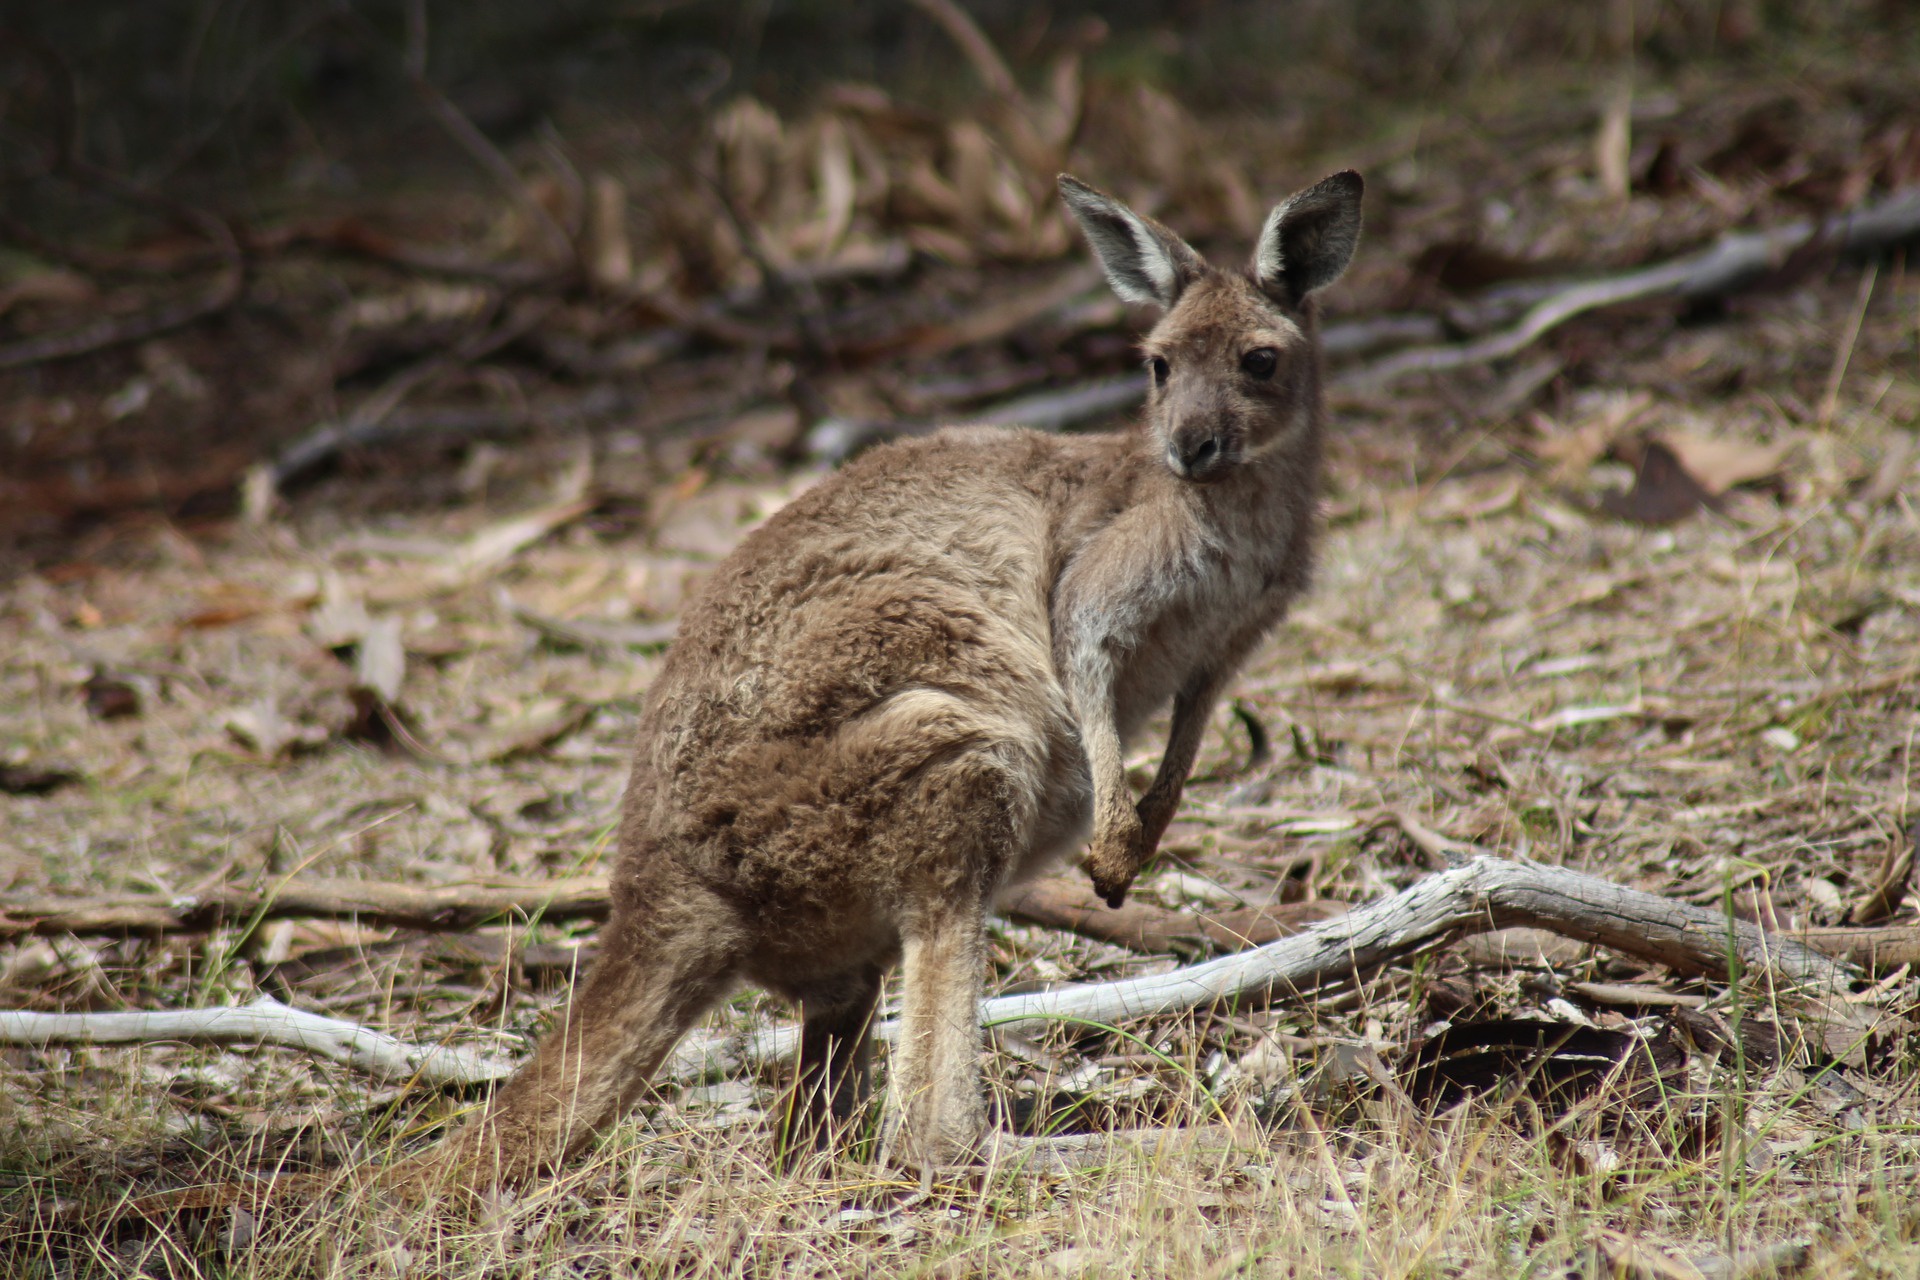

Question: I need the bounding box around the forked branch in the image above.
[664,854,1857,1082]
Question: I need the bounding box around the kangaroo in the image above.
[421,170,1363,1188]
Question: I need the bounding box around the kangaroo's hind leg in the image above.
[877,738,1039,1172]
[424,864,746,1191]
[884,890,992,1172]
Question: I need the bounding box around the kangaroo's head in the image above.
[1058,171,1362,484]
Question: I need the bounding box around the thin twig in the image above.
[10,854,1908,980]
[905,0,1018,100]
[0,268,241,371]
[1819,260,1879,427]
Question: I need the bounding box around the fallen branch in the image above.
[283,387,641,488]
[510,603,678,652]
[662,855,1858,1083]
[0,876,611,941]
[262,932,593,989]
[806,374,1146,462]
[0,266,241,371]
[0,994,513,1086]
[4,859,1883,1091]
[1340,186,1920,390]
[997,875,1344,957]
[897,264,1103,359]
[980,855,1852,1035]
[271,218,557,286]
[905,0,1069,183]
[8,864,1908,983]
[972,374,1146,431]
[907,0,1019,102]
[1320,312,1449,360]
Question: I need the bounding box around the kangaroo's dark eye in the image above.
[1149,355,1170,386]
[1241,347,1278,380]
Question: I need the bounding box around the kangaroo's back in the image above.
[621,428,1102,910]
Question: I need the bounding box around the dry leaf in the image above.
[1600,439,1717,525]
[224,699,328,761]
[1530,391,1652,484]
[445,495,594,578]
[512,606,677,652]
[353,615,407,705]
[0,267,97,320]
[175,585,281,631]
[1420,473,1522,523]
[82,670,140,720]
[1593,1232,1709,1280]
[307,580,373,649]
[792,116,856,259]
[1659,431,1793,495]
[904,263,1101,358]
[1846,824,1917,924]
[458,701,596,765]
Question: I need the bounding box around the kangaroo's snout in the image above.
[1167,425,1231,482]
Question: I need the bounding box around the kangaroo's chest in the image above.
[1112,555,1286,743]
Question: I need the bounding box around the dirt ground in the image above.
[2,8,1918,1278]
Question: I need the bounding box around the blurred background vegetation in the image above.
[2,0,1917,553]
[12,1,1915,209]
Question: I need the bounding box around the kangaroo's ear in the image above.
[1253,170,1363,308]
[1058,174,1204,310]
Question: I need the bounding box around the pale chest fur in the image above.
[1108,478,1311,744]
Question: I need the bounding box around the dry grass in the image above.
[4,374,1914,1273]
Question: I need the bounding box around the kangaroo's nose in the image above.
[1169,430,1225,481]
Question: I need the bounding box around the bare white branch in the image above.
[0,995,516,1086]
[660,855,1854,1083]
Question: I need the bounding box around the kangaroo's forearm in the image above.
[1063,644,1134,840]
[1137,672,1227,846]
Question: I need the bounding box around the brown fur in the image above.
[412,170,1364,1189]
